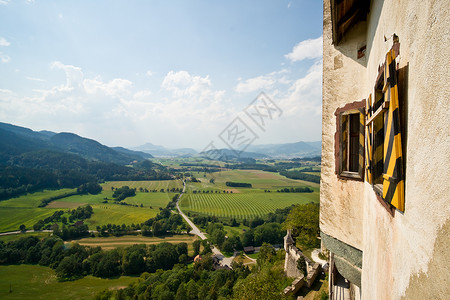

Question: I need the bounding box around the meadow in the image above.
[0,180,182,232]
[187,169,319,192]
[102,180,183,192]
[0,189,75,232]
[70,234,199,254]
[181,169,319,220]
[180,192,318,220]
[0,264,137,300]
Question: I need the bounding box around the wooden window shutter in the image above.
[358,108,365,179]
[365,95,373,184]
[382,49,405,211]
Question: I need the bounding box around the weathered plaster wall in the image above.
[321,0,450,299]
[362,1,450,299]
[320,0,368,251]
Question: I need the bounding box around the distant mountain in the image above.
[247,141,321,158]
[0,122,150,165]
[131,143,197,157]
[171,148,197,156]
[199,148,268,161]
[112,147,153,159]
[131,142,171,156]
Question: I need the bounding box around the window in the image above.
[335,100,365,180]
[365,45,405,212]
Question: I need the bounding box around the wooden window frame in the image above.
[334,100,366,181]
[366,42,403,216]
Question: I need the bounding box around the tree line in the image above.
[0,150,171,201]
[94,243,292,300]
[0,235,190,281]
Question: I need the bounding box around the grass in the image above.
[223,224,249,237]
[0,232,52,243]
[0,183,174,233]
[101,180,183,192]
[0,264,137,300]
[0,208,58,233]
[186,169,319,193]
[0,189,76,208]
[70,234,199,254]
[180,192,318,220]
[85,204,157,228]
[233,255,255,265]
[246,253,259,260]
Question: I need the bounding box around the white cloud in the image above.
[235,69,291,94]
[285,36,323,62]
[0,52,10,63]
[26,76,46,82]
[287,1,292,8]
[51,61,83,88]
[0,0,10,5]
[133,90,152,100]
[0,37,10,46]
[145,70,153,77]
[1,63,235,148]
[280,60,322,116]
[235,76,276,93]
[161,70,222,102]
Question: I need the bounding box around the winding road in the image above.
[176,181,235,267]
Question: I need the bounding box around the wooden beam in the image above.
[366,101,389,125]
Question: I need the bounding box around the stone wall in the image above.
[321,0,450,298]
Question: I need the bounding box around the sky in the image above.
[0,0,323,150]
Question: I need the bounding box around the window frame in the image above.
[365,42,405,214]
[334,100,366,181]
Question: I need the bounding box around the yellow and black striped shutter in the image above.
[358,109,365,179]
[341,114,348,173]
[365,95,373,184]
[382,49,405,211]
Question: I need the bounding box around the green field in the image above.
[180,169,319,220]
[187,169,319,192]
[0,190,77,232]
[180,192,318,220]
[70,234,199,254]
[102,180,183,191]
[0,264,137,300]
[0,232,52,243]
[0,182,176,232]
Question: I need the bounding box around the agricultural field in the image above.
[187,169,319,192]
[70,234,199,254]
[102,180,183,192]
[180,169,319,220]
[180,191,318,220]
[0,232,52,243]
[0,189,76,232]
[0,182,178,233]
[0,264,137,300]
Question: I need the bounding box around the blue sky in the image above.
[0,0,323,149]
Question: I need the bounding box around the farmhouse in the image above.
[320,0,449,299]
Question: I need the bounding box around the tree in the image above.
[55,255,82,281]
[257,243,276,266]
[19,224,26,231]
[297,255,307,275]
[33,220,45,231]
[283,203,320,248]
[193,240,201,256]
[152,220,163,236]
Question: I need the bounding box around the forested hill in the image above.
[0,122,152,165]
[0,123,168,201]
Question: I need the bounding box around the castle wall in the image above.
[321,0,450,298]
